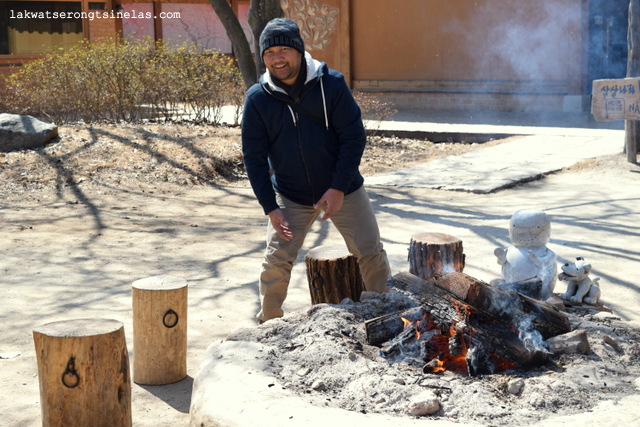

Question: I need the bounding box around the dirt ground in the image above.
[1,123,639,426]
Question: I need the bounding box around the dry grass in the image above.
[0,123,502,203]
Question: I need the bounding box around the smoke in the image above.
[441,262,458,274]
[439,1,581,116]
[515,315,549,353]
[487,287,549,354]
[472,2,569,84]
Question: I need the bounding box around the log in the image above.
[132,275,188,385]
[365,279,547,373]
[493,277,542,300]
[435,272,571,339]
[32,318,131,427]
[364,306,426,347]
[408,232,465,280]
[305,244,364,304]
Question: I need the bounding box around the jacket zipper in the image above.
[294,108,316,204]
[264,73,324,206]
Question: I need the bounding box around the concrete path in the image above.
[367,110,626,192]
[366,133,624,192]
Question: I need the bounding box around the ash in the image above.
[226,291,640,426]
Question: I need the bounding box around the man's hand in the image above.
[314,188,344,222]
[268,208,293,241]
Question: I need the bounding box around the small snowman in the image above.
[494,209,557,299]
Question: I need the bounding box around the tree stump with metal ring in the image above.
[132,275,188,385]
[305,244,364,304]
[32,318,132,427]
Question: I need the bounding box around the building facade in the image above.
[0,0,630,113]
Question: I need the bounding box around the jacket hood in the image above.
[260,52,325,94]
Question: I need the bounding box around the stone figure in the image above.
[558,257,601,305]
[494,209,557,299]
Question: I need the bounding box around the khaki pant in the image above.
[257,186,391,322]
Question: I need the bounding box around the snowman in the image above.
[494,209,557,300]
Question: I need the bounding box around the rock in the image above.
[391,377,405,385]
[602,335,623,353]
[545,295,566,310]
[528,392,546,408]
[507,378,525,395]
[593,311,620,321]
[297,367,311,377]
[547,329,590,355]
[408,390,440,416]
[311,380,325,391]
[0,113,58,152]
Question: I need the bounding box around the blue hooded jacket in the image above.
[242,52,366,215]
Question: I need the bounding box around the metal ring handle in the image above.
[61,357,80,389]
[163,309,179,328]
[311,273,324,290]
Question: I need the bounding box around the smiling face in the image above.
[263,46,303,86]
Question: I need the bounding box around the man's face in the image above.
[263,46,303,86]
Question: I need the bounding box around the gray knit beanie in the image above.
[259,18,305,60]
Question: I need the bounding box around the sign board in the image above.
[591,78,640,122]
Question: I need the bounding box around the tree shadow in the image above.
[137,375,194,414]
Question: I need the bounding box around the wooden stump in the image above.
[132,275,187,385]
[32,318,131,427]
[305,244,364,304]
[409,232,465,280]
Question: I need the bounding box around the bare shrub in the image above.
[352,91,397,136]
[2,38,244,125]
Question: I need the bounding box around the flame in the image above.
[400,313,471,375]
[397,303,517,375]
[401,317,412,328]
[430,358,446,373]
[401,314,431,340]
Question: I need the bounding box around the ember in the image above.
[379,295,519,375]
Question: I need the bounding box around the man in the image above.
[242,18,390,323]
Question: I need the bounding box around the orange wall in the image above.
[350,0,586,96]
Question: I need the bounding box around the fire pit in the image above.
[190,272,640,426]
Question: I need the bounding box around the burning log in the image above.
[408,232,465,280]
[493,277,542,300]
[366,306,426,347]
[435,272,571,339]
[364,272,566,375]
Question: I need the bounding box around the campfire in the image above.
[380,303,517,375]
[365,272,568,376]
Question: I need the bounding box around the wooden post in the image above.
[408,232,465,281]
[32,318,131,427]
[305,244,364,304]
[132,275,187,385]
[626,0,640,163]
